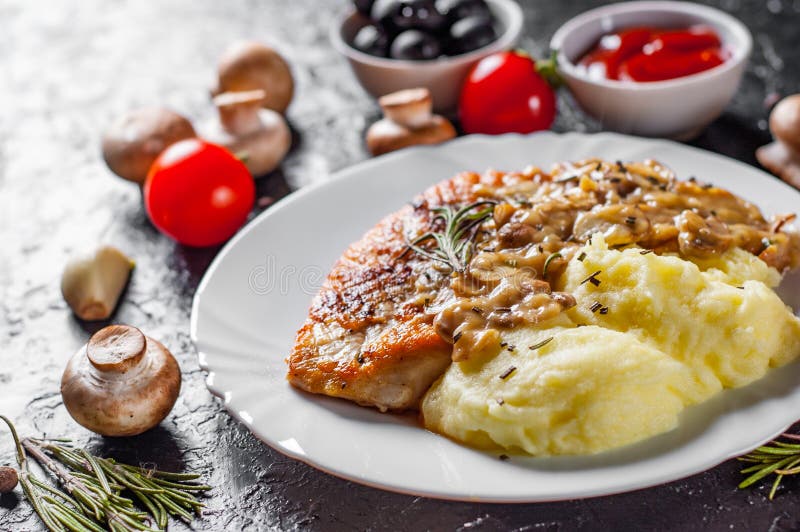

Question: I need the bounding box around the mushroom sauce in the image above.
[412,159,800,361]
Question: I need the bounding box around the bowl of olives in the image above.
[332,0,523,112]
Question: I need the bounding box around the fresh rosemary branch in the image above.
[1,415,83,532]
[738,432,800,499]
[402,200,497,273]
[1,415,210,531]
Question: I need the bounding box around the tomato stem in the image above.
[535,50,563,89]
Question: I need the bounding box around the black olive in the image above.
[446,14,497,55]
[436,0,491,24]
[390,30,442,60]
[353,24,390,56]
[371,0,401,32]
[372,0,447,34]
[354,0,375,16]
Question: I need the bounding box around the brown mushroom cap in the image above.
[0,466,18,494]
[102,108,196,185]
[214,89,270,135]
[224,111,291,177]
[367,115,456,156]
[367,87,456,155]
[770,94,800,154]
[61,325,181,437]
[215,41,294,114]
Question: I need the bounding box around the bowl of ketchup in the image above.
[550,1,752,139]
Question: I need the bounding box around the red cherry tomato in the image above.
[144,139,255,247]
[459,51,557,135]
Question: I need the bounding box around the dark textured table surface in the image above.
[2,0,800,530]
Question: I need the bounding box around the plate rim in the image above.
[190,131,799,502]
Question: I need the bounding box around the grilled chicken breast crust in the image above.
[287,171,513,411]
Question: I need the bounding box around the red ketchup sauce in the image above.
[577,25,730,82]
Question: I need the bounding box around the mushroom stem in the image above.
[214,90,268,136]
[205,90,291,178]
[86,325,147,372]
[379,88,434,129]
[366,88,456,156]
[757,94,800,189]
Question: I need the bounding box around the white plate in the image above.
[191,132,800,502]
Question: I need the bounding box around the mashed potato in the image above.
[563,238,800,391]
[421,237,800,456]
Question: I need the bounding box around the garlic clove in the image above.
[61,246,134,321]
[379,88,434,130]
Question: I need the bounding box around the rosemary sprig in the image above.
[738,432,800,499]
[1,415,210,531]
[1,415,85,532]
[401,200,497,273]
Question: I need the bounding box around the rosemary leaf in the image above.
[770,441,800,449]
[769,474,783,500]
[740,463,768,474]
[542,252,562,277]
[739,454,796,489]
[528,337,554,351]
[401,200,496,272]
[746,446,800,456]
[21,477,66,532]
[80,450,112,495]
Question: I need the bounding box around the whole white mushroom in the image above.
[205,89,291,178]
[61,325,181,437]
[214,41,294,114]
[757,94,800,189]
[366,88,456,156]
[102,107,196,185]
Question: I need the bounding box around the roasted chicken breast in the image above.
[286,170,531,411]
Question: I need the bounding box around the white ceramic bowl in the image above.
[550,1,752,139]
[331,0,523,113]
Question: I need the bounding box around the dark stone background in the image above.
[1,0,799,530]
